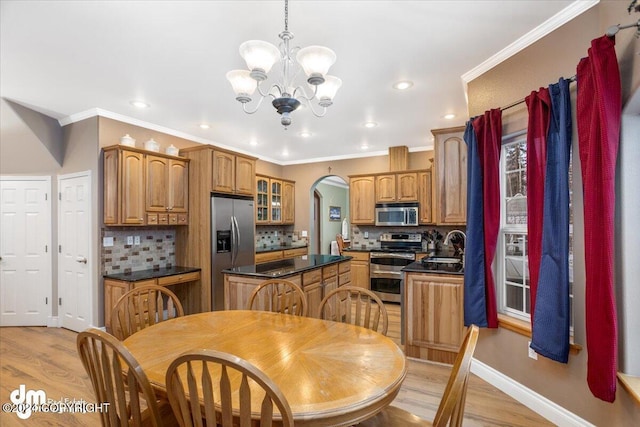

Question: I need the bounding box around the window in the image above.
[497,130,574,328]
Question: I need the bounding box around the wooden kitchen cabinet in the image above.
[375,172,418,203]
[375,174,396,202]
[103,270,201,333]
[104,146,182,226]
[255,174,295,225]
[343,251,369,289]
[405,272,465,364]
[418,170,433,224]
[212,150,256,196]
[433,126,467,224]
[349,175,375,225]
[146,154,189,225]
[282,180,295,224]
[397,172,418,201]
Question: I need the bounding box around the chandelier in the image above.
[226,0,341,128]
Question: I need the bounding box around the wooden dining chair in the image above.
[247,279,307,316]
[165,349,294,427]
[358,324,480,427]
[111,284,184,340]
[77,328,176,427]
[318,285,388,335]
[335,234,345,255]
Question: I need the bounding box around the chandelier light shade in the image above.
[226,0,340,128]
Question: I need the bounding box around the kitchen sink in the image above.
[420,255,464,273]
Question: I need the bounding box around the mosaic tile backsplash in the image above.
[255,226,308,248]
[101,228,176,275]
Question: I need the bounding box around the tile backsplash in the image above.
[255,226,308,248]
[101,228,175,275]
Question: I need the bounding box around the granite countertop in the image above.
[255,243,308,254]
[103,266,201,282]
[402,261,464,276]
[223,254,352,278]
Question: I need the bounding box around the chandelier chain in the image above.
[284,0,289,31]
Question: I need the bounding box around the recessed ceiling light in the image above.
[443,114,456,120]
[200,124,211,129]
[249,139,258,146]
[130,100,149,108]
[282,149,289,157]
[393,80,413,90]
[298,131,312,138]
[364,121,378,128]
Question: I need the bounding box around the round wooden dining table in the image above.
[123,310,407,427]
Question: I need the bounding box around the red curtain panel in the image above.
[472,109,502,328]
[577,35,621,403]
[525,88,551,322]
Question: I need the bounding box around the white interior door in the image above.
[0,177,51,326]
[58,172,92,332]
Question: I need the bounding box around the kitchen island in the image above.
[223,254,352,318]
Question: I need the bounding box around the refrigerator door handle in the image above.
[234,216,241,263]
[230,217,236,266]
[231,216,240,266]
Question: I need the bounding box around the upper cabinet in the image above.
[433,126,467,225]
[349,175,376,225]
[375,172,418,203]
[256,174,295,225]
[282,180,295,224]
[103,145,189,226]
[418,170,433,224]
[146,154,189,225]
[212,150,255,196]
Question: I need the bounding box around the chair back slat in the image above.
[77,328,163,427]
[319,286,389,335]
[247,279,307,317]
[432,325,480,427]
[165,350,294,427]
[111,284,184,340]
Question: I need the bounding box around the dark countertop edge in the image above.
[255,244,308,254]
[103,266,202,282]
[402,262,464,276]
[223,255,352,279]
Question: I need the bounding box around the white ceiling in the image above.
[1,1,594,165]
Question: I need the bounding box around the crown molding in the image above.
[461,0,600,84]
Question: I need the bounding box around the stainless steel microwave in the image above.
[375,203,419,226]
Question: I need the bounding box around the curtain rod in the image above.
[500,75,576,112]
[605,18,640,37]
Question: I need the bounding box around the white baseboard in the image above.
[47,316,59,327]
[471,358,594,427]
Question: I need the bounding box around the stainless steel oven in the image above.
[370,251,415,303]
[369,233,422,303]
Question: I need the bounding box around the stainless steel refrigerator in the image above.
[211,193,255,310]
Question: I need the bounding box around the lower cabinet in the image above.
[255,247,308,264]
[224,260,350,318]
[103,271,201,334]
[343,251,369,289]
[404,272,465,364]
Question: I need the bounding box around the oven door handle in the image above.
[370,253,415,260]
[371,269,403,276]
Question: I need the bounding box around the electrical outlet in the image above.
[301,230,308,237]
[364,231,369,239]
[127,236,133,245]
[134,236,140,245]
[103,237,114,247]
[527,341,538,360]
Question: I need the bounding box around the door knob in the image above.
[76,257,87,264]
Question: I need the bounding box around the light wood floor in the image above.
[0,320,553,426]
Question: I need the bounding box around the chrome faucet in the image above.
[443,230,466,265]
